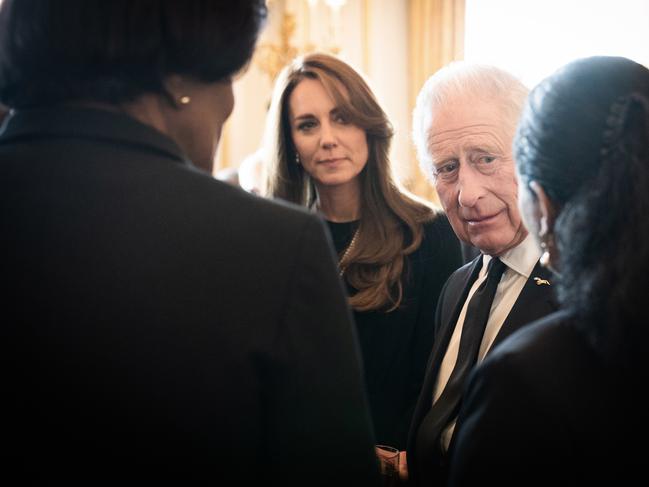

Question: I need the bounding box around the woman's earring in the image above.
[539,242,551,268]
[179,95,191,105]
[539,234,555,269]
[295,153,301,165]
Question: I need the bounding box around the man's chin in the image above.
[469,231,526,257]
[468,236,501,257]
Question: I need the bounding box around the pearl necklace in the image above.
[339,228,359,277]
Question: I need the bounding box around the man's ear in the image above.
[528,180,558,239]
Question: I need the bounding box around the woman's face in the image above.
[288,78,369,191]
[517,172,563,271]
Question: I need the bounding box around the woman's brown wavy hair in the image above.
[263,52,439,312]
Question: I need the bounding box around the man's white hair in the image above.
[412,61,529,180]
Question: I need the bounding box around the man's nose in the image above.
[457,162,485,208]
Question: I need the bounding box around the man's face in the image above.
[426,97,527,256]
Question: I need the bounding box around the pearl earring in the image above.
[539,238,552,269]
[295,153,301,165]
[179,95,191,105]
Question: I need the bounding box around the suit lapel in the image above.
[408,256,483,463]
[436,257,483,354]
[417,258,483,408]
[447,262,558,460]
[492,262,558,349]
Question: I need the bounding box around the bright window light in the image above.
[465,0,649,88]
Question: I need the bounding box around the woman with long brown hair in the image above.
[264,52,462,449]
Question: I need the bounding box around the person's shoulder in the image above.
[420,209,450,230]
[470,308,610,431]
[482,309,582,376]
[184,169,317,225]
[444,251,479,278]
[433,256,480,305]
[496,309,576,351]
[172,170,326,251]
[220,180,312,219]
[456,311,574,417]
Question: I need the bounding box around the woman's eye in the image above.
[334,114,348,124]
[297,120,316,131]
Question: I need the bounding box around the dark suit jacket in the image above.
[407,254,557,486]
[448,309,645,486]
[1,107,380,485]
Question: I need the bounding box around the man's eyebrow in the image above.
[465,143,504,153]
[430,136,505,154]
[427,139,459,157]
[430,156,460,169]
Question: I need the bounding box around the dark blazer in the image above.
[1,107,380,485]
[407,254,557,486]
[448,309,646,486]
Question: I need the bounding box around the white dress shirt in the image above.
[433,234,541,451]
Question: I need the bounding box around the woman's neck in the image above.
[69,97,168,136]
[315,181,362,223]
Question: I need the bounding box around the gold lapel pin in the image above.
[534,277,551,286]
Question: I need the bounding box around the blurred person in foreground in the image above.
[406,62,557,486]
[263,52,463,454]
[448,55,649,486]
[0,1,379,484]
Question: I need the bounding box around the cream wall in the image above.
[464,0,649,88]
[216,0,414,185]
[365,1,411,181]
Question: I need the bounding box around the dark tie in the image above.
[423,257,507,455]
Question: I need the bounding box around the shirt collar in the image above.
[482,233,541,279]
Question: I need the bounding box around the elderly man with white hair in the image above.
[405,62,557,486]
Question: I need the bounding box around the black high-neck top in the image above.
[326,220,360,259]
[325,216,462,448]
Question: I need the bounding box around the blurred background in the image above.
[216,0,649,202]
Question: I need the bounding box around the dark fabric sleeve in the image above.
[266,215,381,486]
[447,352,541,486]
